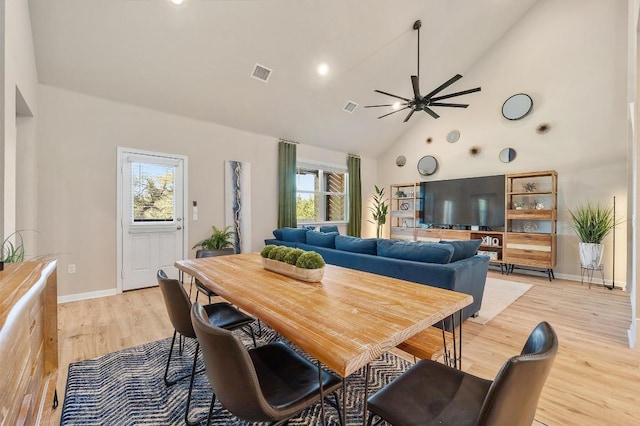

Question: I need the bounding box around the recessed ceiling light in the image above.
[170,0,185,5]
[392,102,401,110]
[317,63,329,76]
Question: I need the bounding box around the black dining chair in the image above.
[190,250,221,302]
[190,302,344,426]
[366,321,558,426]
[157,270,256,426]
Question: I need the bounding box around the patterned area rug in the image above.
[61,325,411,425]
[468,277,533,325]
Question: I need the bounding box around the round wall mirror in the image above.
[499,147,517,163]
[502,93,533,120]
[417,155,438,176]
[395,155,406,167]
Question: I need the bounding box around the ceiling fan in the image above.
[364,20,481,122]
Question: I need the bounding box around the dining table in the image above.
[175,252,473,424]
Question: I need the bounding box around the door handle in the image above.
[177,226,183,230]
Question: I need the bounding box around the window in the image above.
[296,163,347,223]
[131,162,176,222]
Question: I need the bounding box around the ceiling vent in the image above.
[343,101,358,113]
[251,63,272,83]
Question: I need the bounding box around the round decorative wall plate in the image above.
[395,155,406,167]
[499,148,517,163]
[502,93,533,120]
[446,130,460,143]
[417,155,438,176]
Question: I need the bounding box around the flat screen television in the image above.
[420,175,505,230]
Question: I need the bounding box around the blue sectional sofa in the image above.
[265,228,489,324]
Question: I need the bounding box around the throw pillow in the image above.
[306,231,339,248]
[440,239,482,262]
[377,239,454,264]
[281,227,308,243]
[335,235,378,255]
[302,225,317,231]
[272,229,283,240]
[319,225,339,233]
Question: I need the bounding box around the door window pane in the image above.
[131,162,175,222]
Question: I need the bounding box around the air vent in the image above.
[251,63,272,82]
[343,101,358,113]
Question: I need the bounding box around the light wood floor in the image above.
[53,271,640,425]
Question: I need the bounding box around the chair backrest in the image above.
[191,302,279,422]
[157,269,195,338]
[477,321,558,426]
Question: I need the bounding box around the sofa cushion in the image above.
[377,239,454,264]
[306,231,339,248]
[319,225,339,233]
[335,235,378,255]
[281,227,308,243]
[440,239,482,262]
[272,229,283,240]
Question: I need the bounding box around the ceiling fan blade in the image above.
[377,106,410,119]
[430,102,469,108]
[411,75,421,99]
[423,107,440,119]
[423,74,463,99]
[374,89,411,102]
[364,104,398,108]
[431,87,481,102]
[403,109,416,123]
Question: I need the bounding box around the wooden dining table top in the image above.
[175,252,472,377]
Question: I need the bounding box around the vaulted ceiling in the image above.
[28,0,540,158]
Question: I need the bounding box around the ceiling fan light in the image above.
[392,102,401,110]
[317,63,329,76]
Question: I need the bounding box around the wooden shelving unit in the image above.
[389,183,423,241]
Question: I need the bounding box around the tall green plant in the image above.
[368,185,388,238]
[192,225,235,250]
[568,203,616,244]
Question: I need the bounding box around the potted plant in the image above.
[368,185,388,238]
[192,225,236,257]
[568,203,617,268]
[260,244,325,282]
[0,231,25,271]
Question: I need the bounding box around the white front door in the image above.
[118,148,187,291]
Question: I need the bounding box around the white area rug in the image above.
[468,277,533,324]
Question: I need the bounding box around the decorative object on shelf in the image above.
[502,93,533,120]
[523,222,538,233]
[513,201,524,210]
[446,130,460,143]
[417,155,438,176]
[536,123,550,134]
[568,202,618,268]
[395,155,406,167]
[499,148,517,163]
[395,189,406,198]
[363,20,481,123]
[260,245,325,282]
[522,182,537,192]
[426,137,433,144]
[468,146,481,157]
[368,185,388,238]
[534,200,545,210]
[400,202,410,210]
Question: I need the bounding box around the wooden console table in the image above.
[0,260,58,425]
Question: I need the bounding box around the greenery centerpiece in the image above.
[192,225,236,256]
[368,185,388,238]
[260,244,325,282]
[568,203,617,268]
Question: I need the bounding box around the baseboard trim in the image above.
[58,288,119,304]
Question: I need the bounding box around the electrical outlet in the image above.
[68,264,76,274]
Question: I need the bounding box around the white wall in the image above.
[36,85,377,298]
[2,0,39,242]
[378,0,628,284]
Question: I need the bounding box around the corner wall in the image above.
[378,0,628,285]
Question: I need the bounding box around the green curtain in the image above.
[347,155,362,237]
[278,141,297,228]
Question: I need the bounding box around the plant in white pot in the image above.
[192,225,236,257]
[568,203,616,268]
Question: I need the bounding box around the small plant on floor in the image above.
[192,225,235,250]
[1,230,26,270]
